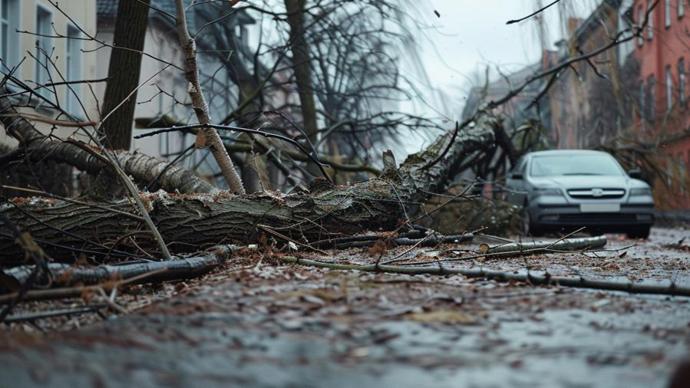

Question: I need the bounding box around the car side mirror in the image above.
[511,173,524,180]
[628,168,642,179]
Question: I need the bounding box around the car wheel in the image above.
[520,208,543,237]
[626,226,651,240]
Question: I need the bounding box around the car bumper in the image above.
[528,204,654,229]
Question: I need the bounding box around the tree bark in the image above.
[100,0,150,150]
[0,115,500,264]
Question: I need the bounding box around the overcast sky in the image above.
[406,0,600,122]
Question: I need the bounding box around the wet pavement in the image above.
[0,227,689,388]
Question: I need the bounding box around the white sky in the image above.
[409,0,600,120]
[391,0,600,155]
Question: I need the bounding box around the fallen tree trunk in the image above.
[0,114,500,264]
[0,92,215,194]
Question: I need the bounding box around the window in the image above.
[647,2,654,40]
[530,154,624,177]
[0,0,19,68]
[680,58,686,107]
[679,0,685,17]
[666,65,674,112]
[666,0,672,27]
[680,152,687,195]
[35,6,53,98]
[639,81,646,118]
[65,25,82,114]
[647,75,656,121]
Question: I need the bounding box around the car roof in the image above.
[525,149,611,158]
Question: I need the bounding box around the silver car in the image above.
[506,150,655,238]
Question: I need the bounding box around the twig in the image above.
[257,224,329,255]
[506,0,562,24]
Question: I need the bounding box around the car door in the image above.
[506,156,528,206]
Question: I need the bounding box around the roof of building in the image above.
[98,0,192,18]
[461,62,544,120]
[97,0,254,33]
[571,0,622,42]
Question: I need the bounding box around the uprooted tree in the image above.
[2,0,684,307]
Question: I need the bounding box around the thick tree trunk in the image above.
[0,115,499,264]
[0,92,215,194]
[100,0,150,150]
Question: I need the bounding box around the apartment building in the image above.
[0,0,98,132]
[630,0,690,209]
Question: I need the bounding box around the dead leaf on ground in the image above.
[405,309,477,324]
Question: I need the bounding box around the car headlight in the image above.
[629,187,652,196]
[534,188,563,196]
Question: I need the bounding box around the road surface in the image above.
[0,227,688,388]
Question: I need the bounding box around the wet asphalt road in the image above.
[0,227,688,388]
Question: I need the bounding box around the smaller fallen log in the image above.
[478,236,608,257]
[1,245,236,294]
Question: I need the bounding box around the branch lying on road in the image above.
[279,255,690,297]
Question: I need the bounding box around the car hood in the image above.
[529,175,629,189]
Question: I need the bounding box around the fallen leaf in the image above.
[405,309,476,324]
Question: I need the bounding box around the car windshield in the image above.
[530,154,623,177]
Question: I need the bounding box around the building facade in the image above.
[0,0,98,195]
[95,0,257,184]
[544,0,628,149]
[629,0,690,209]
[0,0,99,145]
[540,0,689,211]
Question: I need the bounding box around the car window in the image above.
[530,154,624,177]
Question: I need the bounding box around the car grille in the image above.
[567,188,625,199]
[556,213,637,224]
